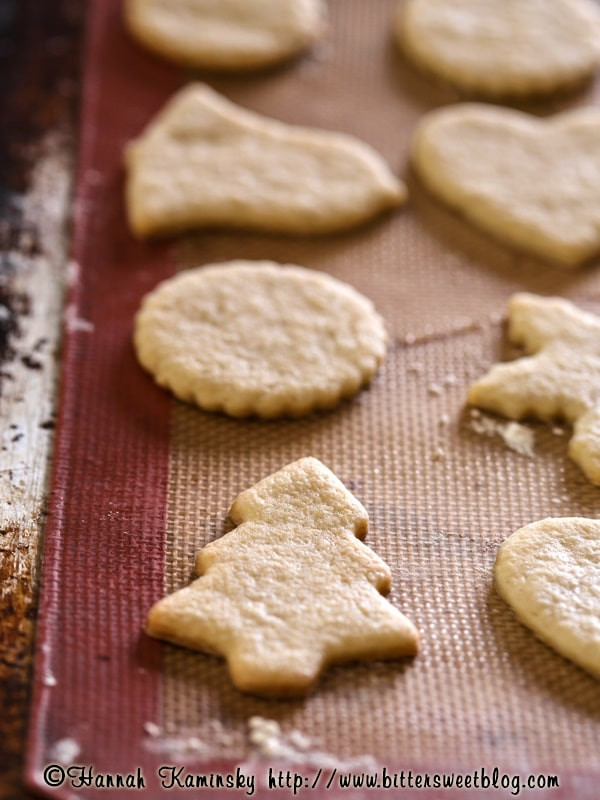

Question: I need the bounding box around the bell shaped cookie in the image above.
[125,83,405,238]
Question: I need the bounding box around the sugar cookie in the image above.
[411,103,600,267]
[146,457,420,697]
[125,83,405,238]
[134,260,388,418]
[468,293,600,485]
[495,517,600,679]
[396,0,600,96]
[124,0,326,71]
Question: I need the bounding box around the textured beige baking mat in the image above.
[160,0,600,769]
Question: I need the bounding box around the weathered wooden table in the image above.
[0,2,82,797]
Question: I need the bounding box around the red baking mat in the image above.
[24,0,181,792]
[25,1,600,797]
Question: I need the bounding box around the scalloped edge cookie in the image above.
[134,260,388,418]
[125,83,405,239]
[396,0,600,96]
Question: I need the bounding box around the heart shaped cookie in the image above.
[495,517,600,680]
[125,83,405,238]
[396,0,600,96]
[411,103,600,267]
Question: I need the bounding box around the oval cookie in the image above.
[396,0,600,96]
[134,261,388,418]
[124,0,326,71]
[495,517,600,680]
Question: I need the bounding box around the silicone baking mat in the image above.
[25,0,600,797]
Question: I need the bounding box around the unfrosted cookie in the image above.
[495,517,600,679]
[124,83,405,238]
[395,0,600,96]
[134,260,388,418]
[124,0,325,71]
[146,457,420,697]
[411,103,600,267]
[468,293,600,485]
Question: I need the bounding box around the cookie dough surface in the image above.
[396,0,600,96]
[468,293,600,485]
[146,457,420,696]
[134,260,388,418]
[495,517,600,680]
[125,83,405,238]
[411,103,600,267]
[124,0,326,70]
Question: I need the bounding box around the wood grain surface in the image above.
[0,2,82,797]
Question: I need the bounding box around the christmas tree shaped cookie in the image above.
[146,458,419,696]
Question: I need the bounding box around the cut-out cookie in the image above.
[411,103,600,267]
[124,0,326,71]
[134,260,388,418]
[146,457,420,696]
[395,0,600,96]
[495,517,600,679]
[468,293,600,485]
[125,83,405,238]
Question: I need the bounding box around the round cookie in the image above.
[495,517,600,679]
[395,0,600,97]
[134,261,388,418]
[124,0,326,71]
